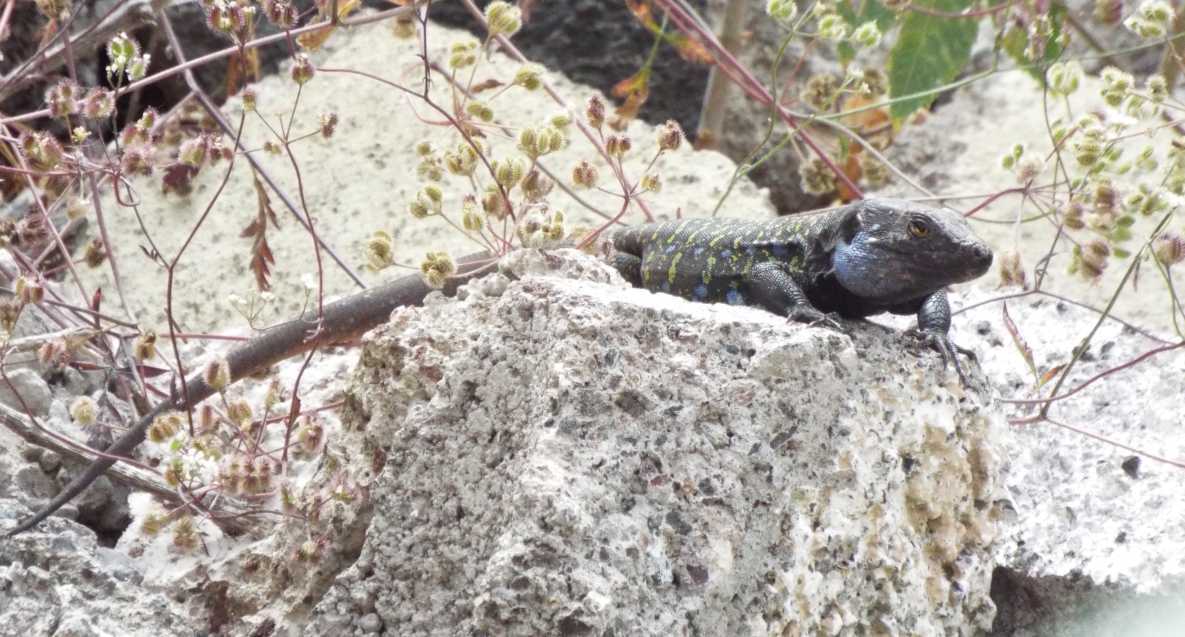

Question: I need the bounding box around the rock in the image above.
[945,289,1185,634]
[309,250,1006,635]
[0,499,192,634]
[36,450,61,475]
[0,368,51,418]
[12,464,56,502]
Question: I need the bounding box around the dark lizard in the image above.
[610,198,993,380]
[6,198,990,536]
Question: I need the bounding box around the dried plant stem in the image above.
[153,9,366,290]
[5,252,494,537]
[696,0,747,147]
[0,3,423,126]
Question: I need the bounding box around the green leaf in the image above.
[836,0,896,31]
[1001,6,1067,84]
[838,41,857,65]
[887,0,978,122]
[1113,247,1132,259]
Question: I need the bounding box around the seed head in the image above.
[70,396,98,427]
[1154,232,1185,266]
[392,15,417,39]
[493,158,525,188]
[572,160,599,189]
[15,276,44,305]
[482,186,510,220]
[466,101,494,122]
[291,53,315,85]
[367,231,395,271]
[605,134,631,159]
[657,120,683,152]
[449,39,479,69]
[204,357,231,391]
[484,1,522,37]
[1100,67,1133,107]
[514,64,544,90]
[640,173,661,193]
[444,144,479,176]
[320,112,338,139]
[851,21,882,48]
[799,158,837,195]
[1047,61,1083,96]
[148,411,182,443]
[45,81,79,119]
[420,251,456,289]
[1094,0,1122,24]
[461,196,484,231]
[84,238,107,268]
[998,251,1028,289]
[173,516,199,551]
[766,0,798,23]
[178,137,208,167]
[586,96,605,131]
[521,169,554,203]
[817,14,849,41]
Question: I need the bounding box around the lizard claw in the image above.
[788,306,844,331]
[907,328,973,387]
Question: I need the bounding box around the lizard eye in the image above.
[907,219,929,238]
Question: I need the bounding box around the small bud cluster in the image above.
[1154,232,1185,266]
[517,125,566,159]
[657,120,683,152]
[804,74,841,111]
[409,185,444,218]
[291,53,315,85]
[517,207,565,247]
[420,251,457,289]
[106,32,151,84]
[799,158,837,195]
[522,169,553,202]
[367,231,395,271]
[70,396,98,427]
[998,251,1028,289]
[605,134,631,159]
[766,0,798,24]
[204,358,231,391]
[1047,61,1082,96]
[1094,0,1123,24]
[1124,0,1175,38]
[134,331,157,362]
[14,276,44,305]
[1100,67,1133,108]
[514,64,544,91]
[392,15,417,39]
[484,1,523,38]
[148,412,183,443]
[572,160,599,189]
[22,132,65,171]
[449,39,479,70]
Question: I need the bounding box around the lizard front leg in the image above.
[747,262,842,329]
[911,290,976,385]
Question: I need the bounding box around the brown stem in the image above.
[5,252,494,537]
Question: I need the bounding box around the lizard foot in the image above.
[787,306,844,331]
[906,328,973,387]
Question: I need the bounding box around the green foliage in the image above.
[1001,5,1068,83]
[835,0,895,64]
[887,0,979,122]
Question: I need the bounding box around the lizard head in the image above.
[831,199,993,302]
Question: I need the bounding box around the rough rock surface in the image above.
[78,18,774,333]
[937,290,1185,635]
[308,250,1006,636]
[0,500,192,635]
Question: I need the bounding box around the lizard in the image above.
[6,198,990,537]
[609,198,993,382]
